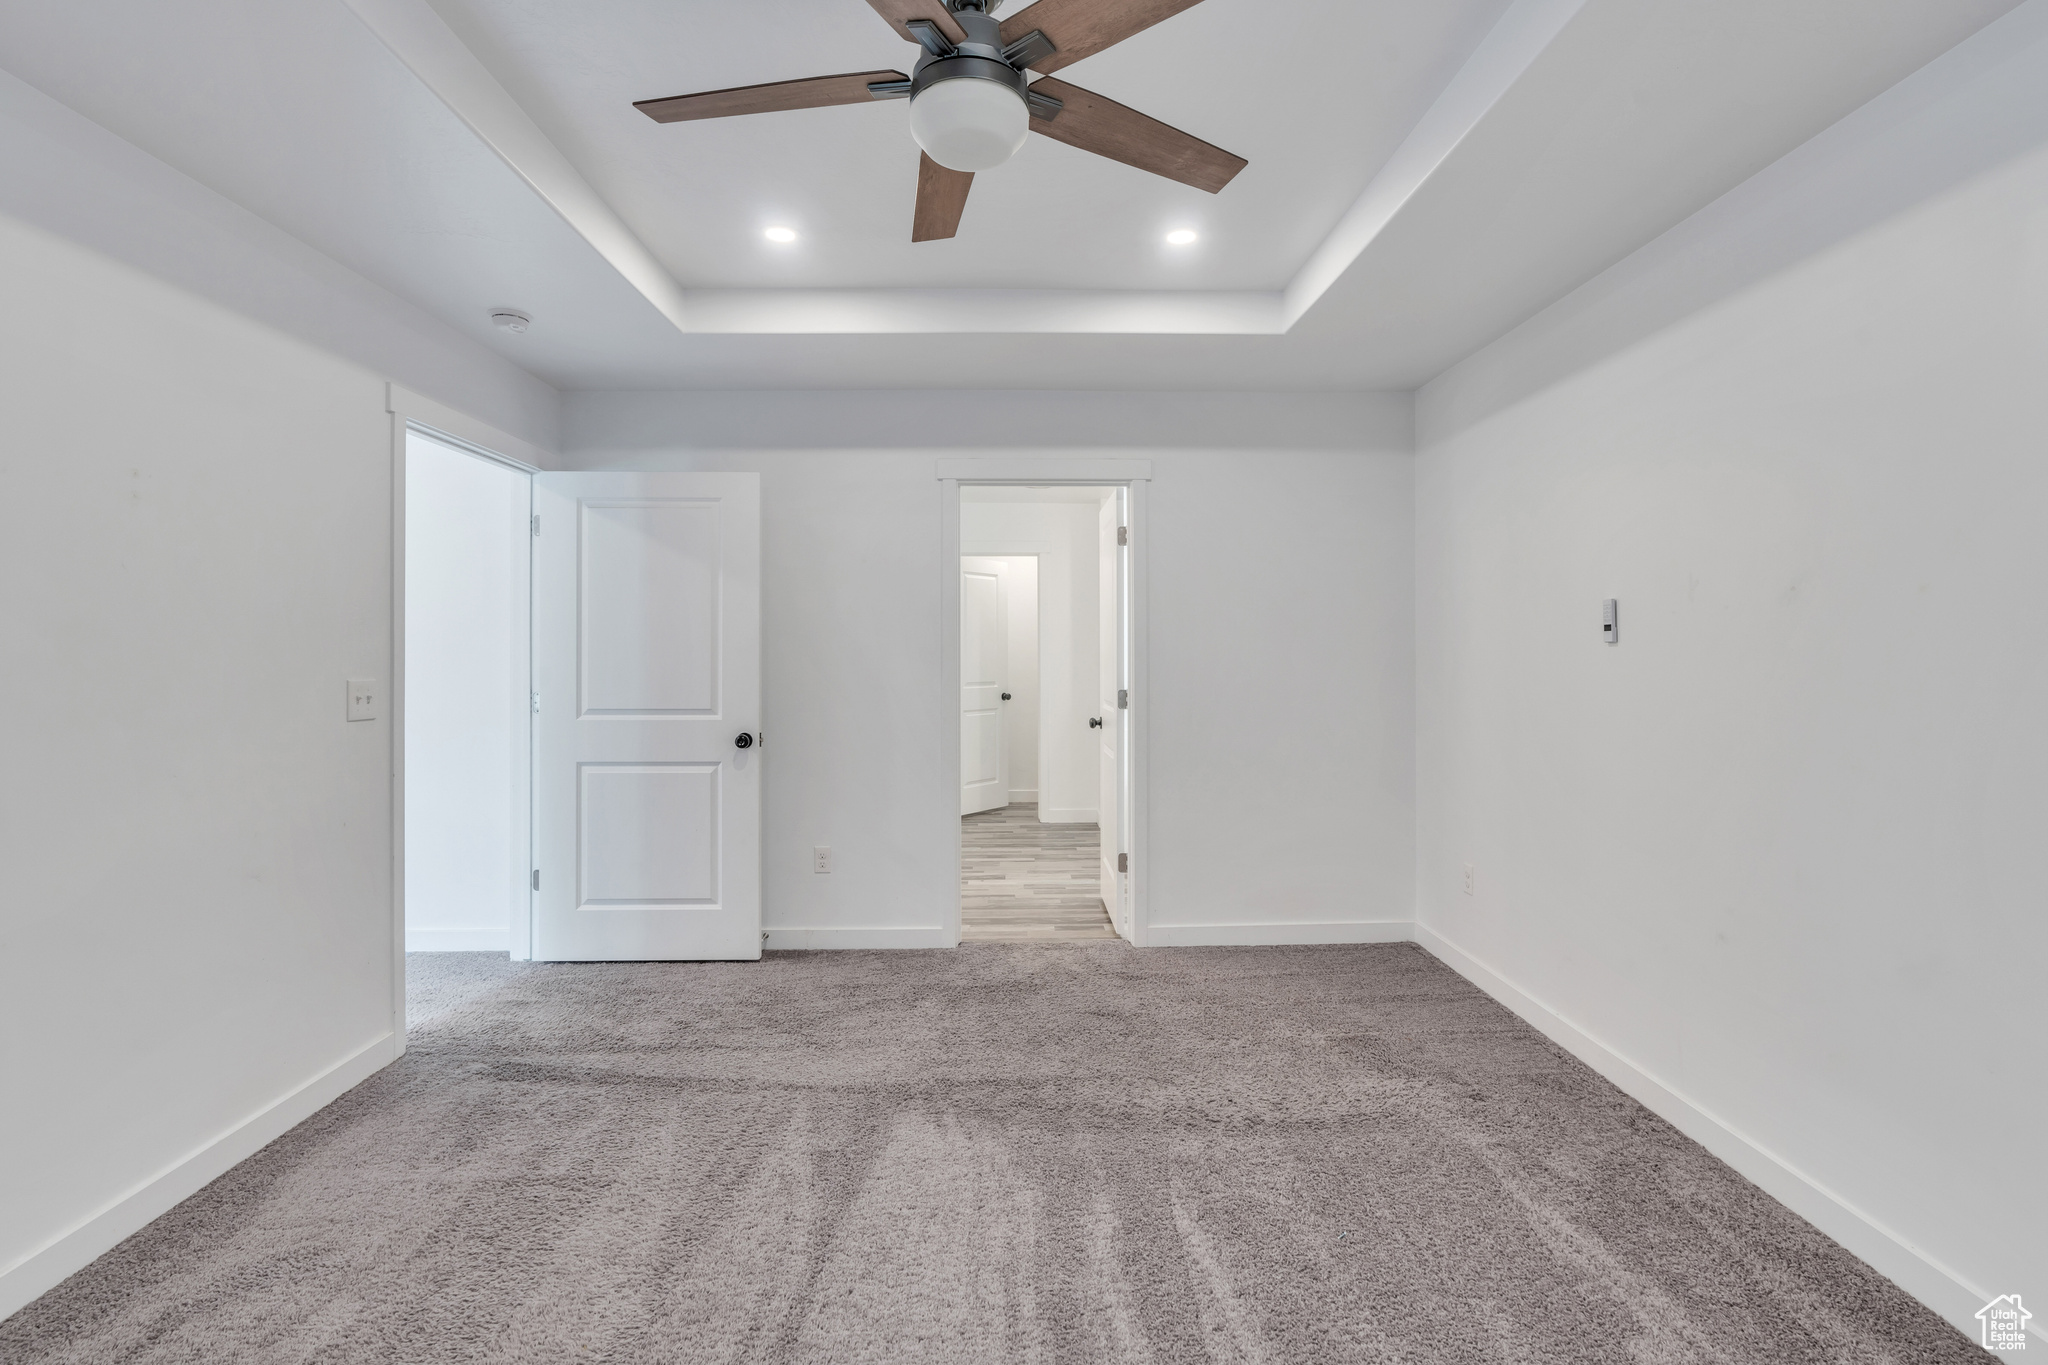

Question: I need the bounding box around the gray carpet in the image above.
[2,945,1986,1363]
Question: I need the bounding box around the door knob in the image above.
[1089,717,1102,729]
[734,732,754,749]
[1001,692,1012,700]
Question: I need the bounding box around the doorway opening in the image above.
[957,484,1133,943]
[401,427,533,961]
[400,443,764,980]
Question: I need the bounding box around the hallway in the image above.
[960,803,1117,942]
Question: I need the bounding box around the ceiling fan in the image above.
[633,0,1246,242]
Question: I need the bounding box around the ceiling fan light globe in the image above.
[909,78,1028,173]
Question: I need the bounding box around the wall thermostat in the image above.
[1602,599,1618,644]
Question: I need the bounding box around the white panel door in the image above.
[1098,494,1128,936]
[532,473,760,961]
[961,557,1009,815]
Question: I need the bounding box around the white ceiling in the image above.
[425,0,1513,292]
[0,0,684,386]
[0,0,2020,391]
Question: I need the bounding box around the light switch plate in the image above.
[347,678,379,722]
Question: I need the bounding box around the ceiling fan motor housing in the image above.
[909,8,1031,173]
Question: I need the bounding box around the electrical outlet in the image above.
[813,845,832,874]
[346,678,378,722]
[1462,863,1476,897]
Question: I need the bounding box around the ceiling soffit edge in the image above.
[341,0,690,329]
[1281,0,1586,324]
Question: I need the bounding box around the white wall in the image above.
[1002,558,1039,803]
[963,507,1102,822]
[1414,4,2048,1342]
[0,214,397,1316]
[0,71,559,1320]
[567,390,1387,455]
[563,392,1414,948]
[404,433,525,952]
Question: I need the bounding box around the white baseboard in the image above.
[404,926,510,952]
[1006,788,1038,803]
[1145,920,1413,947]
[1036,807,1098,825]
[0,1031,398,1323]
[763,925,952,950]
[1410,923,2018,1347]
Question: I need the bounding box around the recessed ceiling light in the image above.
[763,226,798,243]
[1165,229,1199,246]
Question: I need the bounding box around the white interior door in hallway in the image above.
[532,473,761,961]
[961,556,1010,815]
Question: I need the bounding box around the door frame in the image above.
[937,458,1152,947]
[386,385,546,1046]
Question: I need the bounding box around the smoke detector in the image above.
[490,310,531,333]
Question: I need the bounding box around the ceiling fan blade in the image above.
[1027,78,1245,193]
[863,0,966,45]
[912,154,974,241]
[999,0,1206,74]
[635,70,908,123]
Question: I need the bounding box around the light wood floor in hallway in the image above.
[961,802,1118,942]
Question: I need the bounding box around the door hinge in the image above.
[531,869,540,891]
[1117,852,1128,873]
[1117,689,1128,709]
[1116,525,1128,547]
[531,514,540,537]
[531,691,540,714]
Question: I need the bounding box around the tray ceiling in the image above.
[0,0,2019,388]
